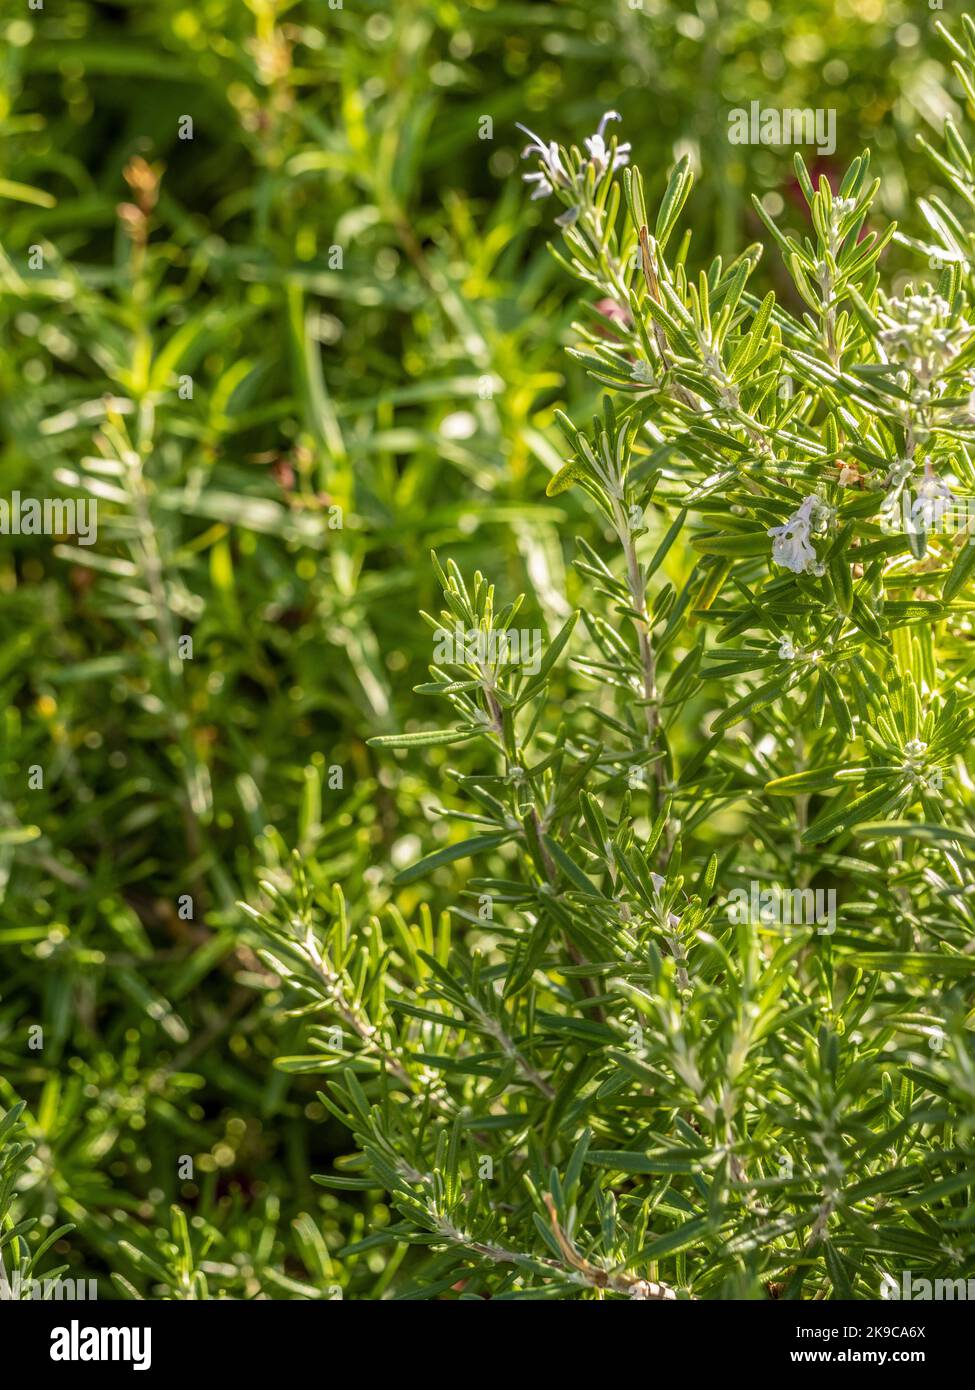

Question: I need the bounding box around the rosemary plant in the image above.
[243,21,975,1300]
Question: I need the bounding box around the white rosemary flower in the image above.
[517,112,629,216]
[584,111,631,175]
[767,495,828,576]
[516,123,567,199]
[916,467,955,502]
[912,466,955,532]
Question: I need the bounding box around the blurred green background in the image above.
[0,0,962,1297]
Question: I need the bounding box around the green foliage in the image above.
[1,0,973,1302]
[0,1102,76,1299]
